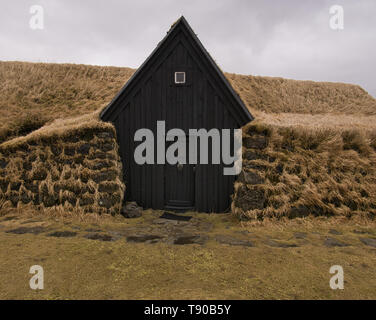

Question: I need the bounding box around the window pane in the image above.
[175,72,185,83]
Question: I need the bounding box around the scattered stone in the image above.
[126,234,163,243]
[121,202,142,218]
[215,235,254,247]
[265,239,299,248]
[238,170,264,185]
[97,131,114,139]
[153,218,179,225]
[243,150,267,161]
[293,232,307,239]
[243,135,267,149]
[85,228,102,232]
[0,179,9,192]
[77,143,91,155]
[174,234,207,245]
[329,229,342,235]
[359,238,376,248]
[324,237,350,247]
[64,146,76,156]
[98,182,119,193]
[6,226,46,235]
[92,170,118,183]
[353,229,371,235]
[107,231,125,241]
[48,231,77,238]
[79,197,95,206]
[234,185,265,210]
[90,161,112,171]
[0,159,8,169]
[85,233,114,242]
[98,142,114,152]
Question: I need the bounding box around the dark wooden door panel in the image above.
[164,162,195,207]
[164,136,195,208]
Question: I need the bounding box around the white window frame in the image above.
[174,72,186,84]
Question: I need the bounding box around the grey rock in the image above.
[85,228,103,232]
[64,146,75,156]
[48,231,77,238]
[92,170,118,183]
[243,150,267,161]
[121,201,142,218]
[126,234,163,243]
[173,234,207,245]
[6,226,46,235]
[77,143,91,155]
[238,170,263,185]
[359,238,376,248]
[85,233,114,242]
[153,218,178,225]
[265,239,299,248]
[234,185,265,211]
[294,232,307,239]
[215,234,254,247]
[97,131,114,139]
[324,237,350,247]
[329,229,342,235]
[0,159,8,169]
[243,135,268,149]
[353,229,371,235]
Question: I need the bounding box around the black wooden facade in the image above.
[100,16,253,212]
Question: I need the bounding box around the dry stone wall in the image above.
[0,125,125,215]
[232,124,376,221]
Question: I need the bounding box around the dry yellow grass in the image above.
[1,61,376,144]
[0,208,375,299]
[0,61,134,143]
[233,121,376,220]
[0,110,108,150]
[254,111,376,132]
[227,73,376,115]
[0,109,125,215]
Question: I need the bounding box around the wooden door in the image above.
[164,136,195,210]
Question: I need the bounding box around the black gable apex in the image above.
[100,16,253,127]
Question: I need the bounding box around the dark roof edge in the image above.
[100,16,254,125]
[177,17,254,124]
[100,17,183,120]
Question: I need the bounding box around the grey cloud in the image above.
[0,0,375,97]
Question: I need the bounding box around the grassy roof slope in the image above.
[1,61,376,144]
[0,61,134,143]
[226,73,376,115]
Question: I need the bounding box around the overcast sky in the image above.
[1,0,375,97]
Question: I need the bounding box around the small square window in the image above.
[175,72,186,84]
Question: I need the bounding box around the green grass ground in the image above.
[0,209,375,300]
